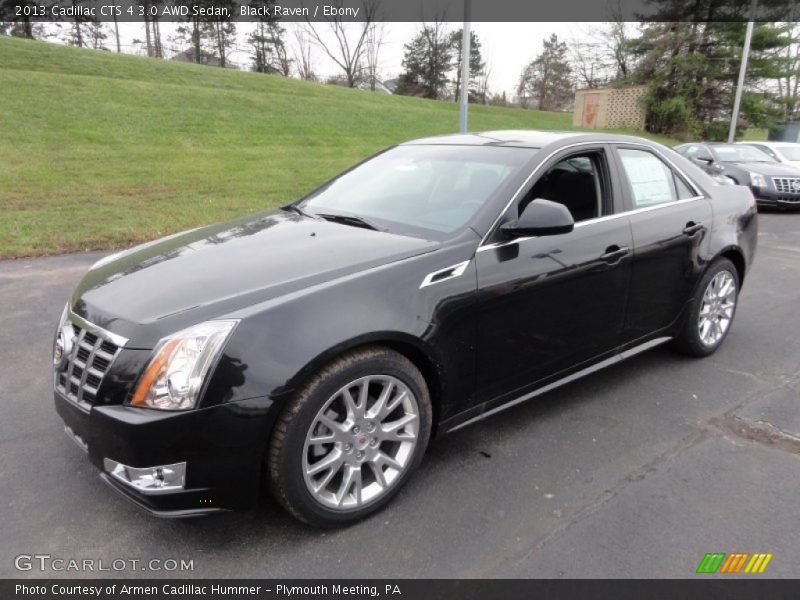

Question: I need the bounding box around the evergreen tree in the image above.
[631,20,791,139]
[396,21,453,100]
[449,30,485,102]
[517,34,574,111]
[248,20,291,76]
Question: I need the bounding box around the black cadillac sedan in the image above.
[675,142,800,209]
[54,131,757,526]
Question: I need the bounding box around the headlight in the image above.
[130,320,238,410]
[53,303,70,367]
[748,172,767,188]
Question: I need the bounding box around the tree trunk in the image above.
[153,17,162,58]
[192,21,201,64]
[216,22,226,68]
[143,16,152,57]
[113,13,120,53]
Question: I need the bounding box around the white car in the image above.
[737,141,800,169]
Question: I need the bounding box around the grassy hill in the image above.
[0,36,673,259]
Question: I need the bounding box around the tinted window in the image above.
[300,145,532,238]
[750,144,778,159]
[674,175,696,200]
[618,149,678,208]
[522,152,606,222]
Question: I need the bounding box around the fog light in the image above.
[103,459,186,493]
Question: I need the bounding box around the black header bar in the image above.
[1,0,798,23]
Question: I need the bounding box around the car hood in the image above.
[71,210,439,347]
[725,161,800,176]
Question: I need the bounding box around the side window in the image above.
[674,175,696,200]
[618,148,678,208]
[683,145,699,157]
[519,151,606,223]
[754,144,777,159]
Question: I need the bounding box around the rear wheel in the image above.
[268,347,432,526]
[673,258,739,357]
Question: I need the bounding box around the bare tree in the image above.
[292,25,317,81]
[138,1,165,57]
[364,20,386,91]
[303,0,378,87]
[476,63,491,104]
[569,6,638,89]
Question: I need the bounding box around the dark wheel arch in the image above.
[719,247,746,286]
[280,333,444,435]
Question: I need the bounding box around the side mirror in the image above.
[693,156,713,166]
[501,198,575,238]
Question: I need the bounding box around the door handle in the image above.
[682,222,704,236]
[600,245,630,264]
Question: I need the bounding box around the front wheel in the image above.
[673,258,739,357]
[268,347,432,526]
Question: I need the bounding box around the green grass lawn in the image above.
[0,36,675,259]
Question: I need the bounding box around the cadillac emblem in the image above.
[54,325,74,367]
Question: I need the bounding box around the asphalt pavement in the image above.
[1,212,799,579]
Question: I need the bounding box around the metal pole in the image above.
[458,0,471,133]
[728,0,758,142]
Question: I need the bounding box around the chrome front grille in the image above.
[55,320,121,406]
[773,177,800,194]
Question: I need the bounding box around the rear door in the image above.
[612,145,712,345]
[474,145,633,406]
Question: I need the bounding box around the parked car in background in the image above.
[675,142,800,209]
[54,131,757,526]
[737,141,800,169]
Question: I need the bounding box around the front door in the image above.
[474,147,633,406]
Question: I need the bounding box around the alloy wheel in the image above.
[698,270,737,346]
[302,375,420,510]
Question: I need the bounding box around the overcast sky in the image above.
[101,21,591,97]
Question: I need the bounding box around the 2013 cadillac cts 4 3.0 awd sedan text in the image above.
[54,131,757,526]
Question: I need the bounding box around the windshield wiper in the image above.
[281,204,316,218]
[316,213,383,231]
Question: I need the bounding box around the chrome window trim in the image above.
[67,307,129,348]
[476,195,706,253]
[419,260,471,288]
[477,140,706,253]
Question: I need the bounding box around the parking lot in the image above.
[1,212,799,579]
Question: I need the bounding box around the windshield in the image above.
[299,145,533,239]
[713,144,775,163]
[777,146,800,161]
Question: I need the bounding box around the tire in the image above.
[672,258,740,357]
[268,346,432,527]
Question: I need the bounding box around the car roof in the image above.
[401,130,663,149]
[737,141,799,147]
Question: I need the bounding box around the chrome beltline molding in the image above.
[67,307,129,348]
[477,195,706,252]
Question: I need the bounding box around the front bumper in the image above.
[55,389,275,517]
[752,187,800,209]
